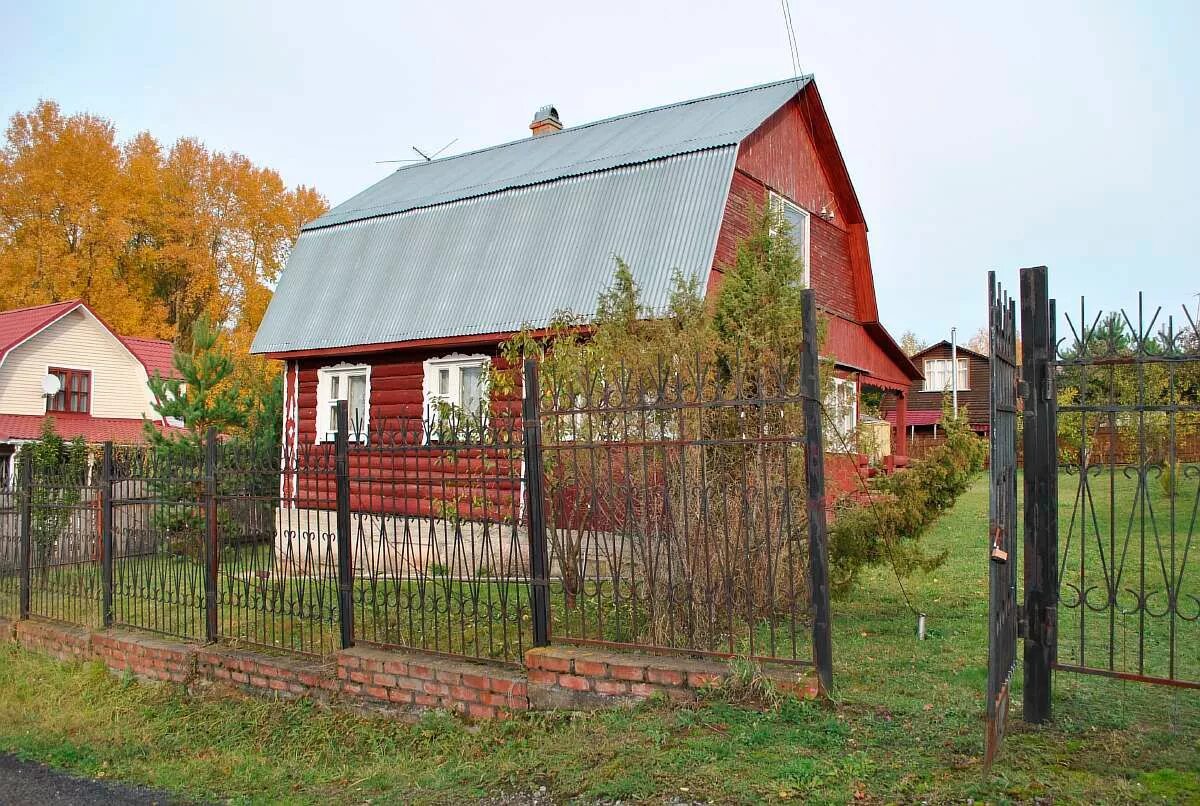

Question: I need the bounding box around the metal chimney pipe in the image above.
[950,326,958,417]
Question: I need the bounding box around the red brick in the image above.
[394,676,423,692]
[389,688,413,704]
[349,670,371,685]
[527,669,557,685]
[529,653,571,673]
[413,693,439,706]
[435,668,463,686]
[423,681,450,697]
[372,673,398,688]
[269,679,289,691]
[461,673,491,690]
[409,664,435,680]
[574,658,608,677]
[557,674,591,692]
[448,685,479,703]
[629,683,660,698]
[364,685,390,700]
[594,680,629,696]
[489,677,521,695]
[383,660,409,676]
[646,667,685,686]
[479,691,509,707]
[231,671,249,684]
[249,675,269,688]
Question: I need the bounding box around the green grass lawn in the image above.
[0,473,1197,804]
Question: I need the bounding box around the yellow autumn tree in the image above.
[0,99,328,406]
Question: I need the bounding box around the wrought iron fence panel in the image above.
[536,350,815,666]
[219,436,341,656]
[109,444,207,640]
[0,491,18,617]
[347,411,531,665]
[1052,292,1200,688]
[24,456,102,626]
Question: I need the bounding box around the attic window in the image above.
[768,191,811,288]
[47,368,91,414]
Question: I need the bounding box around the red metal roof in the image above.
[0,300,82,358]
[120,336,177,379]
[0,300,176,379]
[884,409,943,427]
[0,414,183,444]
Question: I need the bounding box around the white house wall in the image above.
[0,308,158,418]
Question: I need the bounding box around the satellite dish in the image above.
[41,374,61,396]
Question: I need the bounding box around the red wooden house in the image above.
[253,77,920,539]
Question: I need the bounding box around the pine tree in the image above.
[145,315,246,442]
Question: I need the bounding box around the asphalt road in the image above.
[0,754,188,805]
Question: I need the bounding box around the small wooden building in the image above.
[883,340,990,446]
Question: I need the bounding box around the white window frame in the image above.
[315,363,371,443]
[422,354,490,441]
[922,358,969,393]
[768,191,811,288]
[826,376,858,450]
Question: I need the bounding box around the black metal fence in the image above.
[985,272,1019,766]
[1049,290,1200,690]
[0,296,833,680]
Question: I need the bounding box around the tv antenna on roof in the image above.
[376,138,458,164]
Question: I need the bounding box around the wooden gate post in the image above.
[800,289,834,694]
[1020,265,1058,723]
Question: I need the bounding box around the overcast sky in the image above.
[5,0,1198,344]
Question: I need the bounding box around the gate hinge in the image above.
[1016,604,1026,638]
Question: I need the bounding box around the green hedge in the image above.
[829,402,986,598]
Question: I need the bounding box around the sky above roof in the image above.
[5,0,1198,344]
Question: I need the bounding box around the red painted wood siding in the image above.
[736,100,841,224]
[286,344,526,518]
[709,96,860,323]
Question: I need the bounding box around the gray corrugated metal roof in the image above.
[252,148,736,353]
[253,77,811,355]
[306,76,810,230]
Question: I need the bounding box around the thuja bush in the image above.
[496,205,818,647]
[827,399,986,598]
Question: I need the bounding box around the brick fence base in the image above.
[0,616,817,720]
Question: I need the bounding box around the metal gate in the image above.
[988,265,1199,757]
[985,272,1019,766]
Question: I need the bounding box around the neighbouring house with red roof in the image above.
[0,300,180,485]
